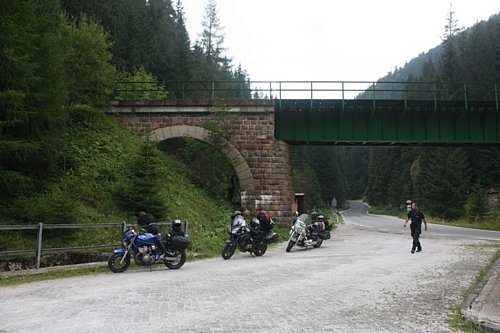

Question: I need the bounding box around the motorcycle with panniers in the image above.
[221,211,278,260]
[108,219,189,273]
[286,213,330,252]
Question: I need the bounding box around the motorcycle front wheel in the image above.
[253,242,267,256]
[108,252,131,273]
[286,239,296,252]
[165,250,186,269]
[222,243,236,260]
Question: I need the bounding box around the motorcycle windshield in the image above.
[231,215,246,230]
[296,214,310,225]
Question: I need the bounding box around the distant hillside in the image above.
[358,12,500,99]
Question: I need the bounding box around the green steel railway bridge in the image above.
[114,80,500,146]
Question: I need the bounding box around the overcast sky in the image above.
[182,0,499,85]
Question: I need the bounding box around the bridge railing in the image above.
[113,80,499,109]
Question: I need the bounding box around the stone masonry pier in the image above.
[107,99,294,226]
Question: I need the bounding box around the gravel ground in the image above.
[0,222,497,333]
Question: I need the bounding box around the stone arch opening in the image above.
[149,125,255,208]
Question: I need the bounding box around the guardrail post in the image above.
[495,84,498,111]
[310,82,314,109]
[433,82,437,111]
[341,81,345,114]
[36,223,43,269]
[463,83,468,110]
[279,82,282,104]
[371,82,376,116]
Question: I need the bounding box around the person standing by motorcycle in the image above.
[404,202,428,254]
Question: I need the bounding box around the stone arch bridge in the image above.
[108,99,294,225]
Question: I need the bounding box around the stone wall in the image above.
[108,100,294,226]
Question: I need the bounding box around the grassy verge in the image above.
[449,248,500,332]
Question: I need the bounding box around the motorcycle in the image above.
[286,213,325,252]
[108,220,189,273]
[221,212,278,260]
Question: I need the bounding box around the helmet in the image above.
[311,212,318,221]
[231,210,242,220]
[172,219,182,233]
[251,217,260,229]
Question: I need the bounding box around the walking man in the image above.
[404,202,428,254]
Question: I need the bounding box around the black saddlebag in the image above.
[171,235,189,251]
[265,231,279,244]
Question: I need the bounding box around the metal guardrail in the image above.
[0,221,175,269]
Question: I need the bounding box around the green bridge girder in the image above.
[275,99,500,145]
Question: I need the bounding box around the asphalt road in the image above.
[345,200,500,243]
[1,203,499,333]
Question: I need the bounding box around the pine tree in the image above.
[0,1,69,202]
[114,139,168,218]
[173,0,193,86]
[465,187,489,222]
[200,0,225,65]
[436,4,464,99]
[416,148,470,220]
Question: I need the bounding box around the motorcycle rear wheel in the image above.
[108,252,131,273]
[286,240,296,252]
[165,250,186,269]
[313,238,323,248]
[253,243,267,256]
[222,243,236,260]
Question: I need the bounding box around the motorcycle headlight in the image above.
[295,221,305,233]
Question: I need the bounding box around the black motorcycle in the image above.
[221,212,278,260]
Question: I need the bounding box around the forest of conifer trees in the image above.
[296,12,500,222]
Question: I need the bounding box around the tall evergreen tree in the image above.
[436,5,464,99]
[343,147,369,199]
[416,148,470,220]
[290,146,323,211]
[0,1,69,202]
[199,0,226,68]
[173,0,193,85]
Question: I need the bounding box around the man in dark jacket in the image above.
[404,202,428,254]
